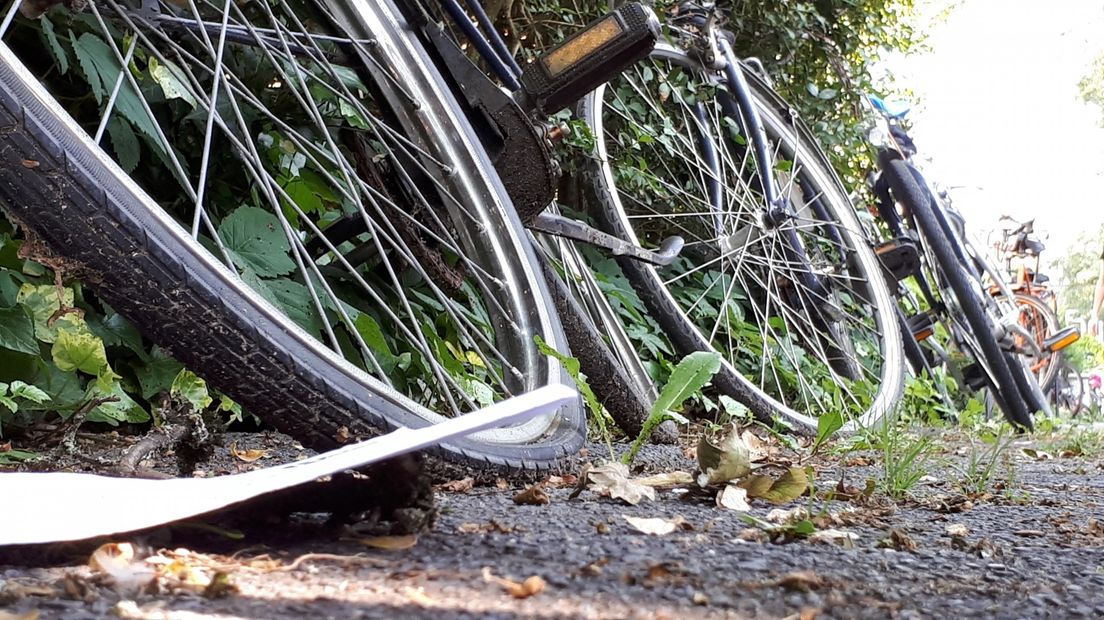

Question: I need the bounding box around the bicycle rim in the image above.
[0,0,582,465]
[581,43,904,432]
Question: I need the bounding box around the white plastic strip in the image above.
[0,384,576,545]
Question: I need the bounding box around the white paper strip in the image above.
[0,384,576,545]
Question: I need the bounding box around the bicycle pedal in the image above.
[905,311,936,342]
[517,3,660,115]
[874,236,919,282]
[961,363,988,391]
[1044,326,1080,353]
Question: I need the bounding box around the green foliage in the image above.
[876,420,934,498]
[1064,337,1104,373]
[955,426,1013,495]
[534,334,615,452]
[1080,51,1104,127]
[622,351,722,465]
[1052,222,1104,319]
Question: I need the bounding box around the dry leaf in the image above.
[622,515,688,536]
[334,426,351,444]
[20,159,39,169]
[697,422,752,485]
[0,611,40,620]
[229,444,267,463]
[716,485,751,511]
[544,474,577,488]
[403,586,434,606]
[358,535,418,550]
[0,440,10,452]
[436,477,475,493]
[1021,448,1052,461]
[482,568,545,599]
[513,485,550,506]
[740,467,810,503]
[877,528,917,552]
[775,570,825,592]
[634,471,695,487]
[741,430,771,462]
[88,543,156,593]
[586,462,655,505]
[945,523,969,538]
[809,529,858,549]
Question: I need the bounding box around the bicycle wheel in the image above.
[1050,361,1083,416]
[580,43,905,432]
[0,0,583,468]
[1010,292,1062,390]
[880,156,1032,429]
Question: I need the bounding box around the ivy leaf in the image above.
[81,379,149,425]
[52,323,113,377]
[0,305,39,355]
[132,347,184,399]
[170,369,212,411]
[219,207,295,277]
[16,283,74,343]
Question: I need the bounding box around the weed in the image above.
[955,425,1014,495]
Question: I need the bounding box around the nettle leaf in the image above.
[40,16,69,75]
[0,305,38,355]
[71,33,161,146]
[16,283,75,343]
[170,369,212,411]
[106,116,140,173]
[219,207,295,277]
[148,56,197,107]
[240,271,324,335]
[52,322,113,377]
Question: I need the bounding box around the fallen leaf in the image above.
[775,570,824,592]
[544,474,577,488]
[740,467,810,503]
[877,528,917,552]
[334,426,351,444]
[513,485,550,506]
[358,535,418,550]
[739,527,769,542]
[623,515,689,536]
[88,543,156,594]
[697,422,752,485]
[0,607,40,620]
[482,568,545,599]
[971,538,999,559]
[1021,448,1052,461]
[229,444,267,463]
[945,523,969,538]
[741,430,771,462]
[586,462,655,505]
[809,529,858,548]
[579,558,608,576]
[635,471,695,487]
[765,506,811,525]
[21,159,39,169]
[495,478,509,490]
[842,456,874,467]
[716,485,751,511]
[436,477,475,493]
[403,586,434,606]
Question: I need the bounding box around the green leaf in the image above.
[651,351,722,418]
[106,117,140,173]
[170,369,213,411]
[354,314,398,374]
[9,381,49,404]
[16,283,74,343]
[71,33,161,147]
[52,323,113,376]
[87,310,145,357]
[40,16,69,75]
[240,272,323,335]
[148,56,197,107]
[0,305,39,355]
[132,347,184,399]
[812,409,845,453]
[739,467,811,503]
[218,207,295,277]
[81,379,149,425]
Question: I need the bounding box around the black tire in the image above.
[881,155,1032,429]
[580,43,904,433]
[0,3,584,469]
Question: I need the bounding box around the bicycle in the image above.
[867,98,1052,428]
[0,0,669,469]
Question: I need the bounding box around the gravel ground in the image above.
[2,427,1104,619]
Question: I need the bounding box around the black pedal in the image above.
[874,236,920,282]
[517,3,660,115]
[905,311,936,342]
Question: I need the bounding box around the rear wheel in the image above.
[0,0,583,468]
[581,44,905,432]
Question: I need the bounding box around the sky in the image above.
[883,0,1104,264]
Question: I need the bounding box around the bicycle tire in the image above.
[0,1,584,469]
[1011,292,1062,390]
[580,43,905,433]
[880,156,1032,429]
